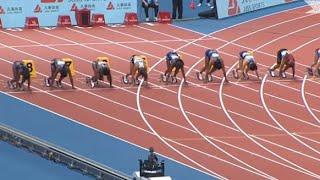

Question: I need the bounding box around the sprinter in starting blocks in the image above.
[44,58,75,89]
[8,60,36,91]
[86,57,112,88]
[122,55,149,87]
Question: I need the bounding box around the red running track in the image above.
[0,5,320,179]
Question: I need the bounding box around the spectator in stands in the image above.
[142,0,159,22]
[172,0,183,19]
[147,147,158,169]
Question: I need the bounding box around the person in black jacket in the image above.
[172,0,183,19]
[142,0,159,21]
[147,147,158,169]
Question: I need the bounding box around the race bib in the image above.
[171,54,179,60]
[281,50,288,57]
[241,52,250,59]
[138,62,144,68]
[98,61,107,66]
[57,60,65,65]
[211,52,219,58]
[245,55,254,61]
[134,57,144,64]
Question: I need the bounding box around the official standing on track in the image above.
[172,0,183,19]
[142,0,159,21]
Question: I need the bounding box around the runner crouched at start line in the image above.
[45,58,75,89]
[197,49,228,83]
[233,51,260,80]
[162,51,187,85]
[123,55,149,87]
[87,57,112,88]
[269,48,295,79]
[8,60,31,91]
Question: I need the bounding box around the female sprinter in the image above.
[279,51,295,79]
[198,49,228,83]
[308,48,320,79]
[269,48,289,77]
[233,51,260,80]
[163,51,187,85]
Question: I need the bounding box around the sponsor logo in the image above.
[34,5,42,13]
[228,0,240,16]
[107,2,115,10]
[6,6,23,14]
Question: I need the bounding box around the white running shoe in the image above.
[196,72,203,80]
[207,3,211,7]
[197,3,202,7]
[56,81,62,88]
[281,72,287,78]
[45,78,50,87]
[269,70,275,77]
[7,81,13,89]
[90,79,95,88]
[146,18,150,22]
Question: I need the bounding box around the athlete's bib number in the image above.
[22,60,36,78]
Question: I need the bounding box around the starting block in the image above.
[160,74,178,84]
[92,14,105,26]
[86,77,96,88]
[196,72,203,81]
[307,67,314,76]
[44,77,63,88]
[307,67,320,77]
[122,75,140,85]
[158,12,171,24]
[25,17,39,29]
[269,69,275,77]
[57,15,72,27]
[232,70,239,79]
[124,13,138,25]
[7,81,17,89]
[196,72,213,82]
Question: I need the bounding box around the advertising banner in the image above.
[0,0,137,28]
[216,0,298,19]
